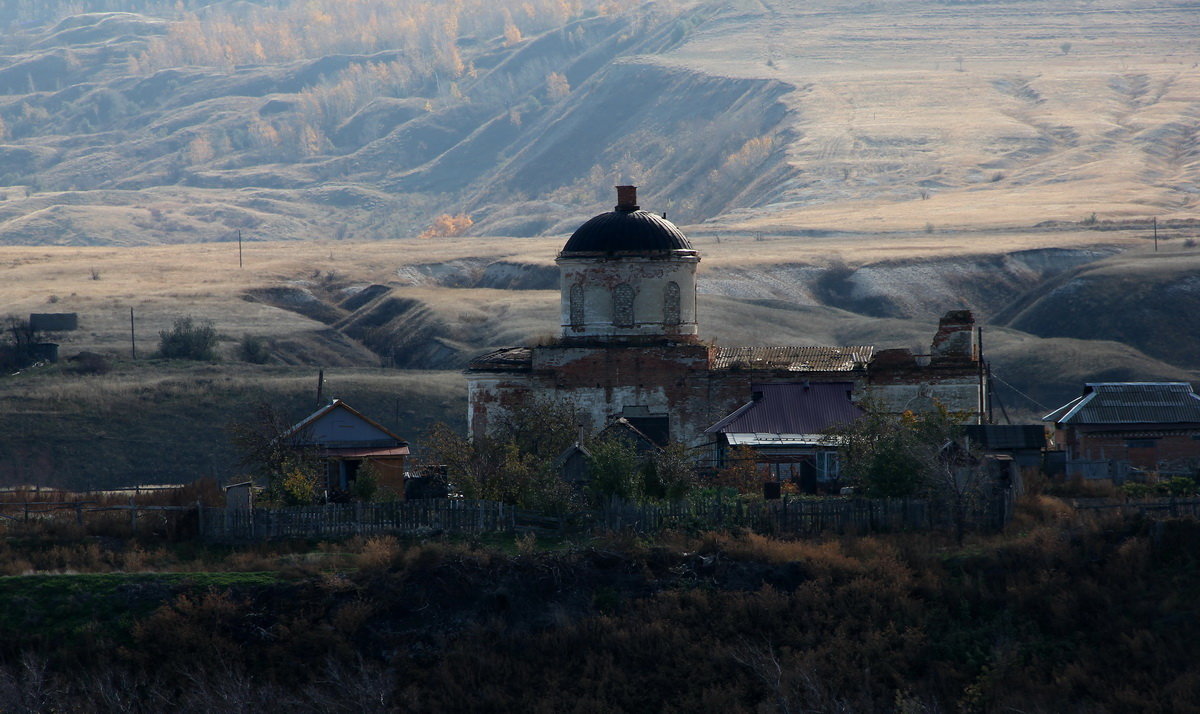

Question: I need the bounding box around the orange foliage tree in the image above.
[419,213,474,239]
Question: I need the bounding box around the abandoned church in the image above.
[466,187,987,481]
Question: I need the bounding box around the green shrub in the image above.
[157,317,218,361]
[238,334,271,364]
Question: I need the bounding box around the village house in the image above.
[1043,382,1200,478]
[466,187,987,474]
[281,399,409,499]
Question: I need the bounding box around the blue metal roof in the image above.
[1043,382,1200,425]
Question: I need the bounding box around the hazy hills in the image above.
[0,0,1197,245]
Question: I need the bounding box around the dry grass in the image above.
[666,0,1200,232]
[0,226,1161,358]
[0,238,549,357]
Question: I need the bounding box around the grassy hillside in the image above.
[995,249,1200,369]
[0,361,464,490]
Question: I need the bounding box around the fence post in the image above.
[129,497,137,530]
[196,500,204,538]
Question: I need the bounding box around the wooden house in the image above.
[282,399,409,499]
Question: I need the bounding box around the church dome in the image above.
[560,186,692,255]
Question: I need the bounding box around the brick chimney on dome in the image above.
[615,185,639,212]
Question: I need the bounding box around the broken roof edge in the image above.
[1042,393,1089,423]
[710,345,876,372]
[466,347,534,372]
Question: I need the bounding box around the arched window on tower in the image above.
[613,283,634,328]
[664,281,681,325]
[570,283,584,328]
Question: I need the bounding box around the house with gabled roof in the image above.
[704,382,863,491]
[282,399,409,499]
[1043,382,1200,474]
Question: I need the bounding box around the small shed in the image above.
[554,442,593,486]
[281,399,409,499]
[29,313,78,332]
[224,481,254,510]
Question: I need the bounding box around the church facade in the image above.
[466,187,986,465]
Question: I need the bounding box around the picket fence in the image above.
[199,490,1016,542]
[201,499,514,541]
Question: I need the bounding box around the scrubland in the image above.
[0,500,1195,712]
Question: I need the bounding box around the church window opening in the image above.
[570,283,585,327]
[614,284,634,327]
[664,281,681,325]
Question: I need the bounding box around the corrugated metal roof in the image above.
[1043,382,1200,425]
[706,382,863,435]
[711,346,874,372]
[725,433,830,447]
[467,347,533,372]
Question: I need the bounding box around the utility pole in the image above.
[1153,217,1158,252]
[316,368,325,406]
[238,229,243,267]
[129,307,136,359]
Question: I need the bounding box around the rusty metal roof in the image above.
[711,346,874,372]
[706,382,863,435]
[1043,382,1200,425]
[467,347,533,372]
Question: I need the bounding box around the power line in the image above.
[989,371,1049,412]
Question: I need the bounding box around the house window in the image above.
[1126,439,1157,449]
[664,281,680,325]
[816,451,841,480]
[613,283,634,327]
[570,283,584,327]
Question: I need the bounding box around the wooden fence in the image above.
[589,491,1014,536]
[1072,497,1200,520]
[201,499,515,541]
[198,490,1017,542]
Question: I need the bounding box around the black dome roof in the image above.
[561,209,692,254]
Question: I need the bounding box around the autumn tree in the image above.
[827,399,968,498]
[227,401,324,505]
[419,399,581,511]
[418,213,473,239]
[546,71,570,99]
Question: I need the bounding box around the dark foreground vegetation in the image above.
[0,498,1196,713]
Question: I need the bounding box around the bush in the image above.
[586,436,642,502]
[238,334,271,364]
[66,351,110,375]
[157,317,218,360]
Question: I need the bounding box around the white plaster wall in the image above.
[467,375,530,438]
[544,384,671,435]
[557,253,699,339]
[868,381,983,420]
